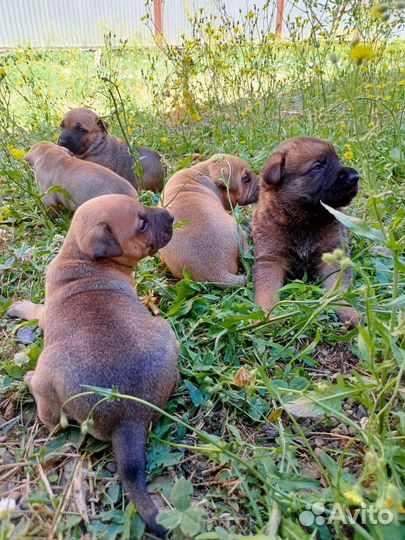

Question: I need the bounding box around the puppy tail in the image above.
[112,421,166,539]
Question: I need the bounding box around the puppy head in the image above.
[203,154,259,209]
[261,137,359,210]
[24,142,72,166]
[72,195,174,266]
[58,108,109,156]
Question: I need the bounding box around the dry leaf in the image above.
[233,367,255,388]
[72,458,89,523]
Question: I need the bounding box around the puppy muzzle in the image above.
[323,167,359,208]
[58,135,81,155]
[248,181,260,204]
[149,209,174,254]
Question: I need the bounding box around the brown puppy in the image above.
[253,137,360,327]
[160,154,259,284]
[58,108,165,192]
[25,142,137,212]
[7,195,178,538]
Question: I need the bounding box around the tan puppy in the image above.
[159,155,259,284]
[58,108,165,191]
[7,195,178,537]
[253,137,360,327]
[25,142,137,212]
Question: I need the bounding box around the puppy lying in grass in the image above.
[253,137,360,327]
[58,107,166,192]
[25,142,138,212]
[7,194,179,538]
[160,154,259,285]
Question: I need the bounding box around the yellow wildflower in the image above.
[344,490,364,505]
[242,107,251,117]
[160,137,169,144]
[343,151,354,161]
[350,43,373,64]
[368,121,375,127]
[0,207,11,217]
[380,484,405,513]
[10,148,25,160]
[127,126,134,136]
[398,80,405,87]
[191,112,202,122]
[0,67,6,78]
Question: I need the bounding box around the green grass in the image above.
[0,5,405,540]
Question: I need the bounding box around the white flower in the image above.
[0,497,16,519]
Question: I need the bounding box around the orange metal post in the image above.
[276,0,285,39]
[154,0,163,45]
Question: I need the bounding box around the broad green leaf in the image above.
[180,506,205,536]
[171,477,193,511]
[107,483,121,504]
[321,202,386,242]
[284,388,354,418]
[184,380,204,407]
[156,509,182,529]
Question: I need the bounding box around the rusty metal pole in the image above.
[154,0,163,46]
[276,0,285,39]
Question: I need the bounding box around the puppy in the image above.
[159,155,259,284]
[58,108,165,191]
[7,195,179,537]
[253,137,360,327]
[25,142,137,212]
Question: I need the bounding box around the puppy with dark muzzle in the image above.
[7,195,179,538]
[160,154,259,285]
[58,108,166,192]
[253,137,360,327]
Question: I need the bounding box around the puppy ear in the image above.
[261,151,285,185]
[96,117,109,132]
[241,168,252,184]
[80,223,123,259]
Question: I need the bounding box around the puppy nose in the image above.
[347,171,359,183]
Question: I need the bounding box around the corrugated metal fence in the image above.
[0,0,404,48]
[0,0,151,48]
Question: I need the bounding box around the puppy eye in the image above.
[138,217,148,232]
[242,173,251,184]
[78,127,87,134]
[312,162,325,171]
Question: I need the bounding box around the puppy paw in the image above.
[337,307,360,329]
[219,273,246,286]
[24,370,35,389]
[6,300,34,319]
[6,300,43,322]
